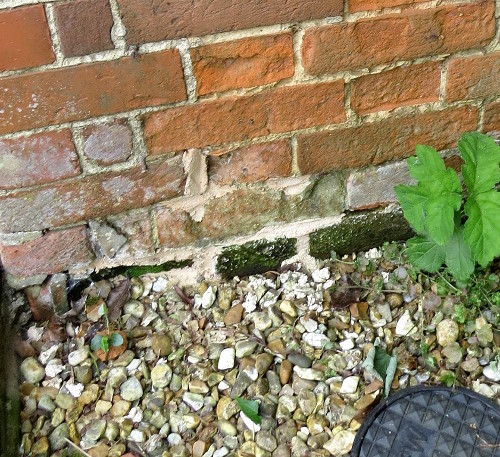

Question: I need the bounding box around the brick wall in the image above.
[0,0,499,285]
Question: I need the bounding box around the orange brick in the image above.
[191,33,294,96]
[483,101,500,133]
[0,50,186,135]
[446,53,500,102]
[302,1,495,74]
[0,156,185,233]
[144,81,345,154]
[351,62,441,114]
[155,208,198,247]
[297,107,478,174]
[209,140,292,185]
[349,0,427,12]
[0,5,54,71]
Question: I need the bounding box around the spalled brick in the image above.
[0,5,54,71]
[351,62,441,115]
[483,101,500,133]
[0,156,185,233]
[297,107,478,174]
[54,0,114,57]
[155,208,198,248]
[0,50,186,135]
[191,33,294,96]
[209,140,292,185]
[144,81,345,154]
[302,1,495,75]
[446,53,500,102]
[82,121,133,166]
[0,130,80,190]
[0,226,93,277]
[117,0,343,43]
[349,0,427,12]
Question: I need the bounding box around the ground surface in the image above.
[14,242,500,457]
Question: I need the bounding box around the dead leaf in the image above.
[330,276,362,309]
[107,278,130,322]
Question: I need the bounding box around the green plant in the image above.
[236,396,262,425]
[395,132,500,281]
[90,303,123,354]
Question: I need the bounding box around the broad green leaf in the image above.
[98,303,108,316]
[464,191,500,267]
[444,227,475,281]
[424,193,461,245]
[406,236,446,273]
[459,132,500,194]
[100,336,109,353]
[236,397,261,425]
[109,332,124,347]
[394,185,427,233]
[362,345,397,398]
[90,334,103,351]
[408,145,446,182]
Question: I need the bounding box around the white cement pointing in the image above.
[43,3,63,62]
[108,0,128,51]
[177,39,198,102]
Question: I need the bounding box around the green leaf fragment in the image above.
[90,334,103,351]
[236,397,262,425]
[362,345,397,398]
[394,185,427,233]
[100,336,109,353]
[406,236,446,273]
[444,227,475,281]
[109,332,124,347]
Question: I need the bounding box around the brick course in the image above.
[117,0,343,43]
[0,5,54,71]
[191,33,294,96]
[144,81,345,154]
[483,102,500,133]
[0,50,186,135]
[302,1,495,75]
[0,130,80,190]
[297,107,478,174]
[82,121,133,166]
[349,0,427,12]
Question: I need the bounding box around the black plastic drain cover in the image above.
[352,386,500,457]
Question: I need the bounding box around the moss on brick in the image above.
[310,208,414,259]
[95,260,193,279]
[217,238,297,278]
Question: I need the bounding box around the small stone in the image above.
[442,343,462,365]
[436,319,459,347]
[152,277,169,293]
[84,419,107,441]
[151,333,172,356]
[340,376,360,394]
[68,348,89,366]
[476,317,493,346]
[183,413,201,429]
[123,300,145,318]
[55,392,76,410]
[193,440,208,457]
[230,368,257,398]
[95,400,112,415]
[294,366,323,381]
[74,364,93,384]
[49,423,68,451]
[129,429,145,442]
[395,310,417,336]
[280,360,293,385]
[483,363,500,382]
[38,395,56,413]
[303,332,330,348]
[183,392,205,411]
[105,422,120,441]
[323,429,356,456]
[224,303,244,325]
[461,358,480,373]
[218,420,237,436]
[339,339,355,350]
[256,431,278,452]
[255,353,273,375]
[120,377,143,401]
[218,348,236,370]
[216,396,239,420]
[114,350,135,367]
[235,340,258,358]
[20,357,45,383]
[253,312,272,331]
[288,352,312,368]
[151,363,173,388]
[31,436,49,457]
[298,390,316,416]
[386,293,404,308]
[280,300,297,317]
[300,316,318,333]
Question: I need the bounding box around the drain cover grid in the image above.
[352,386,500,457]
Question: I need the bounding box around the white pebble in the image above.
[340,376,360,394]
[129,429,145,442]
[218,348,235,370]
[152,277,168,293]
[303,332,330,348]
[67,348,89,366]
[240,411,261,433]
[39,345,59,365]
[339,339,355,351]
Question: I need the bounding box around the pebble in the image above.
[288,352,312,368]
[218,348,236,370]
[48,423,68,451]
[340,376,360,394]
[224,304,244,325]
[436,319,459,346]
[323,429,356,456]
[183,392,205,411]
[294,366,323,381]
[483,363,500,382]
[235,340,258,358]
[151,363,173,388]
[20,357,45,383]
[303,332,330,348]
[67,348,89,366]
[218,420,237,436]
[395,310,417,336]
[120,377,143,401]
[84,419,107,441]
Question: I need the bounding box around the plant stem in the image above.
[64,438,93,457]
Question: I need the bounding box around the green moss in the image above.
[310,208,414,259]
[217,238,297,278]
[93,260,193,280]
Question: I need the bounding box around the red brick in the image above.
[483,101,500,133]
[209,140,292,185]
[191,33,294,96]
[54,0,114,57]
[302,1,495,75]
[0,50,186,135]
[351,62,441,115]
[0,226,93,277]
[117,0,343,43]
[82,121,133,166]
[0,130,80,190]
[144,81,345,154]
[155,208,198,247]
[297,107,478,174]
[446,53,500,102]
[349,0,427,12]
[0,156,185,233]
[0,5,54,71]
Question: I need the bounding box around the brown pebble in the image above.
[280,360,292,385]
[192,440,208,457]
[224,303,244,325]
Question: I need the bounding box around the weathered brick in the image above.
[209,140,292,185]
[0,130,80,190]
[349,0,427,12]
[155,208,199,248]
[347,160,415,210]
[144,81,345,154]
[0,226,93,276]
[302,1,495,75]
[191,33,294,96]
[446,53,500,102]
[297,107,478,174]
[0,5,54,71]
[483,101,500,133]
[82,121,133,166]
[0,156,185,233]
[0,50,186,135]
[54,0,114,57]
[351,62,440,115]
[117,0,343,43]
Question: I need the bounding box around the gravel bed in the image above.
[14,243,500,457]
